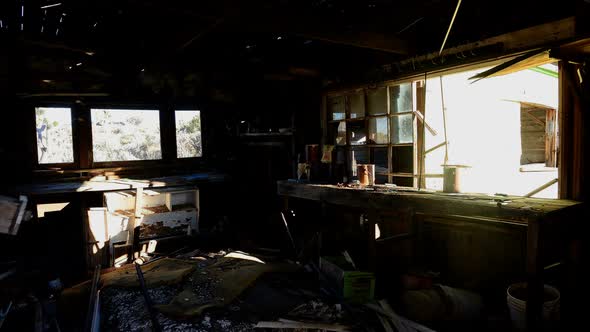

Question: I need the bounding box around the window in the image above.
[91,109,162,162]
[35,107,74,164]
[423,63,559,198]
[175,110,203,158]
[519,104,557,167]
[325,60,559,198]
[326,83,417,185]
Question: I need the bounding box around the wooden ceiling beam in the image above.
[395,16,576,68]
[245,11,411,55]
[292,30,409,55]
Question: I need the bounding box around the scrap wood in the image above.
[255,319,350,331]
[376,314,394,332]
[0,195,28,235]
[156,253,299,318]
[84,264,101,332]
[365,301,436,332]
[378,300,409,332]
[101,258,196,288]
[287,300,343,323]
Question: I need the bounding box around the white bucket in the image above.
[506,283,560,331]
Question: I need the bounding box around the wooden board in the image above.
[0,195,27,235]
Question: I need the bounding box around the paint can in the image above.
[357,164,375,186]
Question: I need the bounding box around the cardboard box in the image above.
[320,256,375,303]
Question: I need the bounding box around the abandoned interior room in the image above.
[1,0,590,331]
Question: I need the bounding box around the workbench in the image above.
[9,172,229,277]
[277,180,583,331]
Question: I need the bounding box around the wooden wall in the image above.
[520,105,548,165]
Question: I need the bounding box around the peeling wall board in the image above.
[520,107,548,165]
[102,187,199,237]
[139,208,198,239]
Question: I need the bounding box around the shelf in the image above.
[239,132,294,137]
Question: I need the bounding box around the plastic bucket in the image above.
[506,283,560,331]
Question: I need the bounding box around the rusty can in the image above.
[357,164,375,186]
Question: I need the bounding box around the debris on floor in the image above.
[60,248,442,331]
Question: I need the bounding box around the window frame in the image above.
[33,103,78,168]
[324,80,419,186]
[30,100,207,175]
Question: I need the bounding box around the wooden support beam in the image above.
[292,30,409,55]
[395,16,576,69]
[250,13,410,54]
[525,178,558,198]
[424,142,446,155]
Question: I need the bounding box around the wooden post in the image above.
[128,187,143,262]
[545,109,557,167]
[416,82,426,189]
[75,104,93,169]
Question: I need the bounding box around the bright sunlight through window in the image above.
[175,110,202,158]
[91,109,162,162]
[35,107,74,164]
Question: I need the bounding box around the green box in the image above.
[320,256,375,303]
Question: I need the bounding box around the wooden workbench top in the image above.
[14,172,228,196]
[277,181,582,225]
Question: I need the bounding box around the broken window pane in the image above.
[328,95,346,120]
[91,109,162,162]
[391,114,414,144]
[176,110,202,158]
[368,116,389,144]
[351,147,370,177]
[392,146,414,173]
[367,87,388,115]
[372,147,389,174]
[375,174,388,185]
[393,176,414,187]
[352,148,370,165]
[35,107,74,164]
[390,83,413,114]
[349,121,367,145]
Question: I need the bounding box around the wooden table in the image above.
[278,180,582,330]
